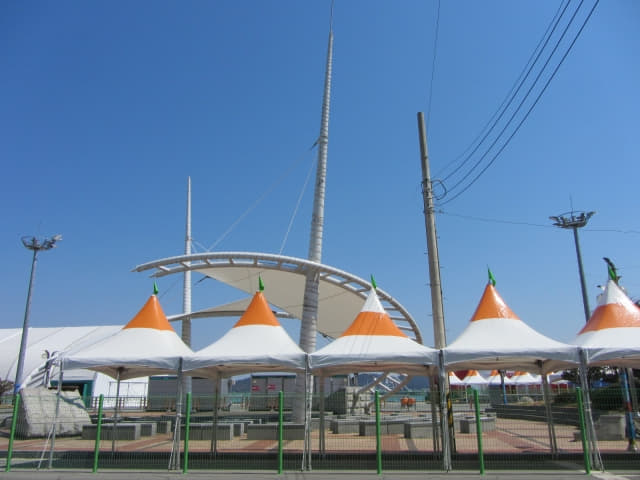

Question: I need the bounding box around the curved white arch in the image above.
[134,252,423,343]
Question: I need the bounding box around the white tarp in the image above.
[62,295,192,380]
[461,370,488,386]
[443,283,579,373]
[184,290,307,378]
[309,288,437,375]
[573,279,640,367]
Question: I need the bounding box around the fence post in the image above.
[92,394,104,473]
[375,391,382,475]
[576,387,591,474]
[183,393,192,474]
[5,394,20,472]
[278,390,284,474]
[473,389,485,475]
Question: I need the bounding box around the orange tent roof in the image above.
[233,291,281,328]
[340,289,406,338]
[123,295,175,331]
[578,280,640,334]
[470,284,519,321]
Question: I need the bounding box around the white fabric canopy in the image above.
[487,370,513,386]
[183,290,307,378]
[443,283,579,373]
[62,295,193,380]
[309,288,437,375]
[573,279,640,367]
[511,371,541,385]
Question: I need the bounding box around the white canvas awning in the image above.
[443,283,579,373]
[184,290,307,378]
[62,295,193,380]
[309,288,437,375]
[573,279,640,367]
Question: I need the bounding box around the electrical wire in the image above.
[206,142,317,251]
[279,153,316,254]
[434,0,570,180]
[426,0,441,128]
[439,0,599,206]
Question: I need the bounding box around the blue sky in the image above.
[1,1,638,351]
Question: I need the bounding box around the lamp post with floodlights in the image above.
[14,234,62,393]
[549,211,595,323]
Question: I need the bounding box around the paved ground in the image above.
[1,470,640,480]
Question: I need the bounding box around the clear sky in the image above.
[1,1,638,352]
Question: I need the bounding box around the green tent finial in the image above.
[153,282,159,295]
[604,257,619,284]
[370,274,377,289]
[258,275,265,292]
[488,268,496,287]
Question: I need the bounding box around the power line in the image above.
[435,0,570,181]
[439,0,599,206]
[426,0,441,128]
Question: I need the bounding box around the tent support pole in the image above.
[210,373,220,455]
[48,369,63,469]
[319,374,325,457]
[170,359,184,470]
[578,349,602,470]
[430,372,440,454]
[438,351,451,471]
[111,368,122,455]
[540,371,557,456]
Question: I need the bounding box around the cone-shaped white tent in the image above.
[449,371,464,386]
[487,370,513,385]
[461,370,488,386]
[183,290,307,378]
[511,371,542,385]
[573,279,640,367]
[62,294,193,380]
[443,282,579,373]
[309,288,438,375]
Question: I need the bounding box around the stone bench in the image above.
[404,421,440,439]
[82,423,141,441]
[459,416,496,434]
[181,423,233,441]
[330,419,361,434]
[359,418,411,436]
[246,423,305,440]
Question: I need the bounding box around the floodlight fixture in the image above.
[14,234,62,393]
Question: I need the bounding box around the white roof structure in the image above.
[461,370,488,386]
[135,252,422,342]
[0,325,122,386]
[443,282,579,373]
[62,294,193,380]
[183,290,307,378]
[573,279,640,367]
[309,288,438,375]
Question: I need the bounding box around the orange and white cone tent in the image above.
[461,370,488,386]
[573,279,640,367]
[62,294,193,380]
[183,290,306,378]
[443,281,579,373]
[309,287,437,375]
[487,369,513,385]
[449,371,464,386]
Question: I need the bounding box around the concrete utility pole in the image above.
[417,112,451,471]
[417,112,446,349]
[549,210,595,323]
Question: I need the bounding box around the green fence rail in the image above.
[1,383,639,473]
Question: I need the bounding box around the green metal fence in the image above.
[2,383,639,474]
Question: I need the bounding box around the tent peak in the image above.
[470,283,519,322]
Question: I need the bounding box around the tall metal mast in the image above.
[294,9,334,426]
[298,13,333,356]
[182,177,192,396]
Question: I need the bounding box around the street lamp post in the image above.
[549,211,594,323]
[14,234,62,393]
